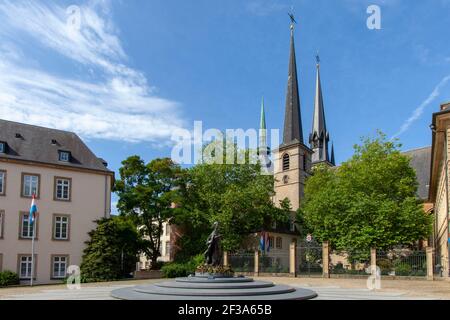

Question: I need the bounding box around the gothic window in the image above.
[282,153,290,171]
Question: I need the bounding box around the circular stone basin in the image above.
[111,276,317,300]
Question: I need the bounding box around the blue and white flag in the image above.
[259,231,265,252]
[259,231,270,253]
[29,194,37,225]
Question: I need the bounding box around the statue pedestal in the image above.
[111,275,318,300]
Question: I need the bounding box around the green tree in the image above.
[115,156,182,267]
[172,141,290,257]
[80,216,140,282]
[301,132,432,252]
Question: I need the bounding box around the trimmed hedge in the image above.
[0,271,20,287]
[161,254,204,278]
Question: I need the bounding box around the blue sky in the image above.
[1,0,450,211]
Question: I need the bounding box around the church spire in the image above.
[282,15,304,145]
[259,97,267,150]
[260,97,266,131]
[309,54,330,164]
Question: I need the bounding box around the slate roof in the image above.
[402,146,431,200]
[0,119,112,174]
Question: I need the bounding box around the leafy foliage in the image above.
[172,142,290,257]
[301,132,432,252]
[0,271,19,287]
[115,156,182,266]
[161,254,204,278]
[80,216,140,282]
[195,264,234,276]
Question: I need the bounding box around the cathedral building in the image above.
[259,18,442,275]
[268,19,334,214]
[253,18,336,258]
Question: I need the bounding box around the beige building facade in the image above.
[0,120,113,284]
[138,222,174,269]
[429,102,450,278]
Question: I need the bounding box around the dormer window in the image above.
[0,142,5,153]
[58,151,71,162]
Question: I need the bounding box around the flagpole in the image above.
[30,220,35,287]
[29,194,37,287]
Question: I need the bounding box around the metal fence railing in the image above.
[226,246,434,278]
[259,254,290,273]
[329,250,370,275]
[433,252,443,276]
[376,250,427,277]
[297,246,323,275]
[228,253,254,273]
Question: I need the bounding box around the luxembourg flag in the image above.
[259,231,266,252]
[29,194,37,225]
[259,231,270,253]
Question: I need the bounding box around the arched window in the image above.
[282,153,290,171]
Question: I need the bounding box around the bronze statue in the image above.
[204,221,221,266]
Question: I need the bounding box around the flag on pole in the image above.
[259,231,266,252]
[29,194,37,225]
[265,232,270,252]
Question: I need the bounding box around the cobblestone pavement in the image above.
[0,278,448,300]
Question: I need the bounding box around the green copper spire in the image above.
[259,97,268,153]
[260,97,266,130]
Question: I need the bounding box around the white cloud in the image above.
[392,75,450,138]
[0,0,185,143]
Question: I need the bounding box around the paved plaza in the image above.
[0,277,448,300]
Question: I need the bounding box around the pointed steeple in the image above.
[259,97,267,150]
[330,142,335,166]
[309,54,330,164]
[260,97,266,130]
[282,18,303,145]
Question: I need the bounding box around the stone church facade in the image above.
[143,19,447,278]
[255,19,444,275]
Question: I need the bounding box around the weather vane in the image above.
[288,11,297,30]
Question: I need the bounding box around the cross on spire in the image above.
[288,10,296,32]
